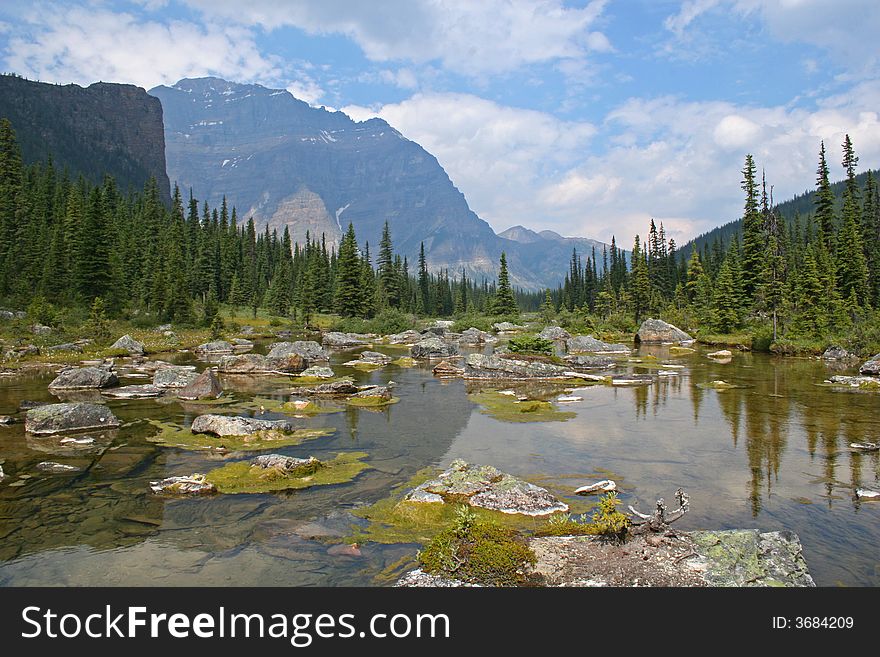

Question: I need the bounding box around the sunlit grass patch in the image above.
[206,452,370,494]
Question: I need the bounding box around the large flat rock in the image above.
[25,402,121,435]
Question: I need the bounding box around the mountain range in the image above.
[149,77,609,289]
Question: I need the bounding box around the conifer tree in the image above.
[490,252,518,316]
[814,141,836,249]
[740,155,764,302]
[335,223,363,317]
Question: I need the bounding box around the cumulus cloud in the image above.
[183,0,611,78]
[4,5,283,90]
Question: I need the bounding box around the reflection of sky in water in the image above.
[1,343,879,586]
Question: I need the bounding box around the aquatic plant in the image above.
[469,391,575,423]
[146,419,334,452]
[205,452,370,494]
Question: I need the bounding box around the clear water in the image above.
[0,343,878,586]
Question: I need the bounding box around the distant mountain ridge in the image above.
[0,74,171,204]
[150,77,611,289]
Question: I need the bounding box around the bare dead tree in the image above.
[628,488,689,534]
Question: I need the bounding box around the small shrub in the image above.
[84,297,111,341]
[591,492,630,543]
[210,315,225,340]
[508,334,554,355]
[27,296,59,327]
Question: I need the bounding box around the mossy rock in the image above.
[669,346,696,355]
[205,452,370,494]
[345,396,400,408]
[146,419,334,452]
[245,396,345,415]
[469,391,575,423]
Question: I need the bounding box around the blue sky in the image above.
[2,0,879,246]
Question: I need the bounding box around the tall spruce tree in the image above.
[490,252,518,316]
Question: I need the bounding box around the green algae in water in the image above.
[469,391,575,423]
[345,396,400,408]
[146,419,334,452]
[244,397,345,415]
[205,452,370,494]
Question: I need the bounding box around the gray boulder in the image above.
[0,310,14,321]
[459,327,495,345]
[178,369,223,400]
[102,384,162,399]
[322,332,370,347]
[566,335,630,354]
[230,338,254,349]
[31,324,53,335]
[48,366,118,390]
[299,365,335,379]
[288,380,360,396]
[411,337,459,359]
[195,340,234,354]
[463,353,569,379]
[153,365,199,388]
[45,342,82,353]
[251,454,320,473]
[267,340,328,361]
[217,354,273,374]
[353,385,393,400]
[25,403,120,435]
[356,351,392,365]
[858,354,880,376]
[110,334,145,355]
[538,326,571,341]
[386,330,422,344]
[635,318,693,344]
[36,461,82,474]
[822,345,856,361]
[150,474,215,496]
[190,414,296,437]
[562,354,615,369]
[405,460,568,516]
[493,322,525,332]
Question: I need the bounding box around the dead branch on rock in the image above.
[628,488,689,534]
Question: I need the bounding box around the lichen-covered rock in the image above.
[822,345,857,361]
[110,334,145,355]
[858,354,880,376]
[411,337,459,359]
[463,353,569,380]
[635,318,693,344]
[538,326,571,341]
[230,338,254,349]
[102,384,161,398]
[288,380,360,396]
[353,385,393,400]
[217,353,272,374]
[386,330,422,344]
[25,403,120,435]
[405,460,568,516]
[48,367,118,390]
[492,322,525,332]
[267,340,328,362]
[190,414,296,437]
[322,332,371,347]
[566,335,630,354]
[150,474,215,496]
[195,340,234,354]
[178,369,222,400]
[152,365,199,388]
[395,569,479,587]
[562,354,615,369]
[827,375,880,389]
[299,366,335,379]
[433,360,464,377]
[687,529,815,587]
[459,327,495,345]
[251,454,320,473]
[355,351,392,365]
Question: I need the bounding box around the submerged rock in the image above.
[150,474,216,496]
[411,337,459,359]
[708,349,733,358]
[464,353,569,380]
[610,374,654,385]
[574,480,617,495]
[110,334,145,355]
[178,369,223,400]
[102,384,161,399]
[538,326,571,341]
[635,318,693,345]
[405,459,568,516]
[190,414,296,437]
[566,335,630,354]
[152,365,199,388]
[36,461,82,474]
[25,403,120,435]
[323,332,371,348]
[49,367,118,390]
[267,340,328,362]
[195,340,234,354]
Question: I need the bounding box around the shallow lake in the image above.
[1,341,878,586]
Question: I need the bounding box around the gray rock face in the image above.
[102,384,161,399]
[267,340,328,361]
[635,318,693,344]
[153,365,199,388]
[217,354,273,374]
[195,340,234,354]
[252,454,320,473]
[110,334,145,355]
[493,322,525,332]
[322,332,371,347]
[459,327,495,345]
[190,414,296,437]
[406,460,568,516]
[538,326,571,341]
[288,380,360,396]
[859,354,880,376]
[178,369,223,400]
[353,385,392,400]
[150,474,215,496]
[386,330,422,344]
[48,367,119,390]
[463,353,569,380]
[566,335,630,354]
[562,354,615,369]
[411,337,459,359]
[299,366,335,379]
[25,403,120,435]
[822,345,857,361]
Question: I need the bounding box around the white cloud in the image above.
[286,78,325,106]
[664,0,722,37]
[4,5,282,89]
[183,0,611,78]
